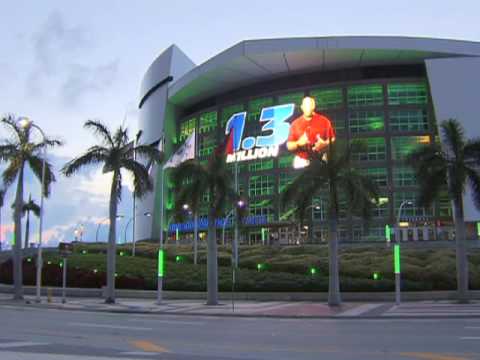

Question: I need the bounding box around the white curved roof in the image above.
[155,36,480,107]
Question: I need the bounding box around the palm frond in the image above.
[0,188,5,208]
[22,195,41,217]
[62,148,110,177]
[465,166,480,210]
[84,120,114,147]
[28,155,56,197]
[463,138,480,165]
[120,159,153,198]
[32,138,64,153]
[0,143,19,162]
[2,160,21,188]
[131,142,163,164]
[441,119,465,159]
[1,115,24,143]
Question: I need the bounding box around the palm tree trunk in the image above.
[105,171,119,304]
[206,207,218,305]
[24,211,30,249]
[453,198,469,303]
[13,165,24,300]
[328,183,341,306]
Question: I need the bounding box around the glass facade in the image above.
[169,77,445,244]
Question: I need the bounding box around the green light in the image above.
[115,273,118,277]
[175,255,182,263]
[59,261,63,268]
[12,233,15,246]
[47,261,52,265]
[373,272,379,280]
[394,244,400,274]
[257,263,263,271]
[176,228,179,242]
[261,228,267,243]
[158,249,165,277]
[82,250,87,254]
[93,269,98,273]
[310,267,317,275]
[119,251,124,257]
[27,258,32,262]
[477,222,480,236]
[385,225,391,242]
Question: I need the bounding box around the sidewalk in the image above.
[2,293,480,318]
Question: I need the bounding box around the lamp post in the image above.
[95,215,124,243]
[124,212,151,252]
[18,117,46,304]
[394,200,414,305]
[304,203,322,244]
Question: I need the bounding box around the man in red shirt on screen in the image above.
[287,96,336,168]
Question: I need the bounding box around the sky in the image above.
[0,0,479,248]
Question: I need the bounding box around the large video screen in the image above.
[225,96,336,168]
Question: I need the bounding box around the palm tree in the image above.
[0,188,5,251]
[171,150,237,305]
[22,195,40,249]
[408,119,480,303]
[282,140,379,306]
[62,120,162,304]
[0,115,61,300]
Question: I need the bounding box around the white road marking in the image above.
[337,303,384,317]
[128,318,203,325]
[120,351,158,356]
[465,326,480,329]
[0,341,49,348]
[460,337,480,340]
[68,322,152,331]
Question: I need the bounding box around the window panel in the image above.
[347,84,383,107]
[391,136,430,160]
[221,104,245,126]
[278,92,304,107]
[278,173,295,193]
[198,111,217,134]
[310,88,343,109]
[179,118,196,141]
[323,111,345,132]
[249,199,275,222]
[393,167,416,187]
[438,191,452,217]
[352,138,386,161]
[278,154,295,169]
[248,159,274,172]
[198,135,216,157]
[247,97,273,122]
[388,83,428,105]
[349,110,385,133]
[248,175,274,197]
[389,109,428,132]
[361,167,388,187]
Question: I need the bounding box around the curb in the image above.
[3,300,480,320]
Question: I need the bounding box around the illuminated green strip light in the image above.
[385,225,391,242]
[477,222,480,237]
[394,244,400,274]
[158,249,165,277]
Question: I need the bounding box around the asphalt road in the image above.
[0,304,479,360]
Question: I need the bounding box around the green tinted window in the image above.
[438,191,452,217]
[349,110,384,133]
[388,83,428,105]
[393,167,416,187]
[278,92,304,107]
[278,154,295,168]
[198,135,216,157]
[179,118,196,141]
[221,104,245,126]
[361,167,388,187]
[310,88,343,109]
[278,173,295,193]
[391,136,430,160]
[249,199,275,222]
[323,112,345,132]
[347,84,384,107]
[198,111,217,134]
[389,109,428,132]
[248,159,274,172]
[247,97,273,122]
[352,138,386,161]
[249,175,274,197]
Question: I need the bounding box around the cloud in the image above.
[27,11,119,106]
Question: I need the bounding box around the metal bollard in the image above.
[47,288,52,303]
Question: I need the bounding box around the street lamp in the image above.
[223,199,246,262]
[124,212,151,255]
[18,117,47,304]
[95,215,124,243]
[304,203,322,244]
[394,199,414,305]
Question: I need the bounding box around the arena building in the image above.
[135,36,480,245]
